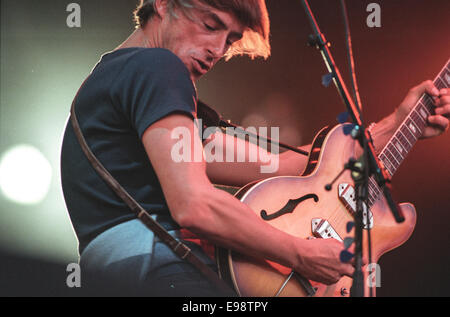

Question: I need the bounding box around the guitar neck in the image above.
[366,59,450,207]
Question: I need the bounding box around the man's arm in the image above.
[204,82,449,187]
[203,129,311,187]
[141,113,354,285]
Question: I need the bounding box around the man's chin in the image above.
[190,71,203,82]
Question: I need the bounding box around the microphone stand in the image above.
[300,0,405,297]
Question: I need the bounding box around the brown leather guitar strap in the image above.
[69,77,234,296]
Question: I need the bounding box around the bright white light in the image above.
[0,145,53,205]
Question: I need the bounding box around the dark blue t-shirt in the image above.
[61,48,197,253]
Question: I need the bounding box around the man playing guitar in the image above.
[61,0,449,296]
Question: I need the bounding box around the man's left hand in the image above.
[396,81,449,139]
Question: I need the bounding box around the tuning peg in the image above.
[340,250,354,263]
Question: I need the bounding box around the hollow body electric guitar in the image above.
[215,59,450,297]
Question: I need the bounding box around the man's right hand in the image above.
[294,238,359,285]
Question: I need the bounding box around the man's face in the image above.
[158,1,245,81]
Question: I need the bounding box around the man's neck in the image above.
[115,21,162,51]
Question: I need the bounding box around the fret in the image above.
[412,109,426,127]
[440,67,450,86]
[393,136,408,155]
[387,143,403,164]
[368,184,377,198]
[379,153,394,176]
[435,76,446,90]
[405,117,422,139]
[421,95,435,113]
[367,186,375,204]
[384,147,400,170]
[417,101,431,120]
[443,71,450,87]
[367,181,376,207]
[367,177,381,207]
[379,154,393,176]
[369,177,380,193]
[400,125,417,145]
[396,130,412,152]
[368,196,376,207]
[368,181,380,201]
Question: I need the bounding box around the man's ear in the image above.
[154,0,169,19]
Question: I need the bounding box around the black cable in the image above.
[219,120,310,156]
[198,100,310,157]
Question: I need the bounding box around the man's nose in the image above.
[207,35,228,60]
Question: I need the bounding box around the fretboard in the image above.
[366,58,450,207]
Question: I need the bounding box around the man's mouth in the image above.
[192,58,211,75]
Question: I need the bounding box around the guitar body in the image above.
[216,124,417,297]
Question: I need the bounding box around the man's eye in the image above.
[204,23,216,31]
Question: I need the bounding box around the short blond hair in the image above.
[133,0,271,60]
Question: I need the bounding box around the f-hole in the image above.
[260,194,319,221]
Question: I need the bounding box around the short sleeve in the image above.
[110,48,198,138]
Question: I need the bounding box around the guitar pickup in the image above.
[338,183,374,229]
[311,218,342,242]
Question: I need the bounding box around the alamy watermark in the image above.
[170,119,280,174]
[366,3,381,28]
[66,3,81,28]
[65,3,381,29]
[66,263,81,288]
[66,2,381,29]
[366,263,381,288]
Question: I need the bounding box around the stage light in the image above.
[0,145,52,205]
